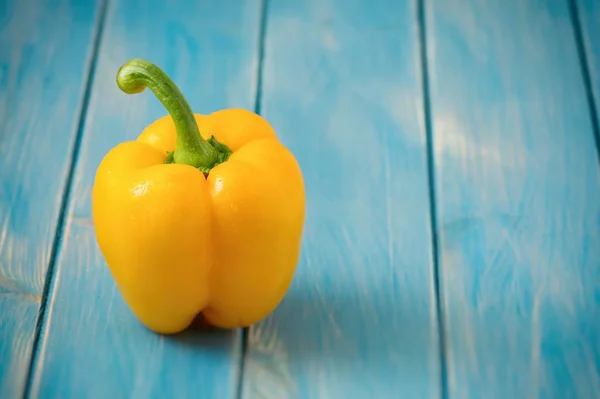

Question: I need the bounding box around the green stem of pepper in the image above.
[116,58,230,172]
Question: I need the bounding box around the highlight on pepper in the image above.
[91,58,306,334]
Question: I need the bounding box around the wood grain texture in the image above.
[28,0,262,397]
[0,0,101,396]
[241,0,441,398]
[575,0,600,124]
[425,0,600,397]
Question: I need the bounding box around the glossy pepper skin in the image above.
[91,59,305,334]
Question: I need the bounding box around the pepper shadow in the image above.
[168,313,241,352]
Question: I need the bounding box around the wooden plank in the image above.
[0,0,102,396]
[425,0,600,397]
[575,0,600,128]
[241,0,441,398]
[27,0,262,397]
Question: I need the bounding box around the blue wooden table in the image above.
[1,0,600,397]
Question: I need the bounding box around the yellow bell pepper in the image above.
[91,59,306,334]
